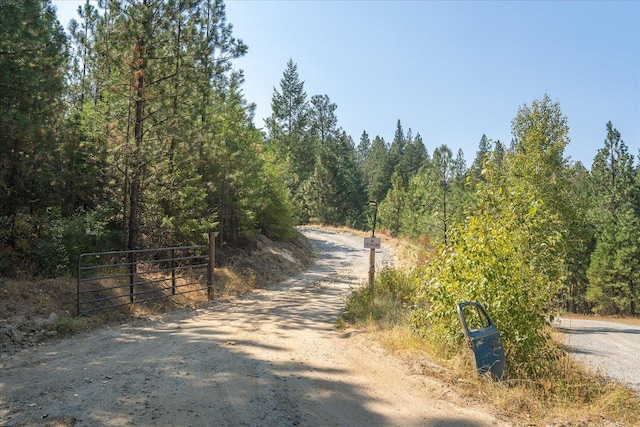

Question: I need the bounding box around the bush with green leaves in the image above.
[55,314,88,336]
[412,186,564,380]
[341,266,418,327]
[34,207,115,276]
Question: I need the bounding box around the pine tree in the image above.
[80,0,247,249]
[61,1,105,215]
[589,122,635,232]
[378,172,405,236]
[333,131,366,228]
[0,0,68,245]
[300,155,339,225]
[356,131,371,166]
[587,207,640,315]
[310,94,338,146]
[470,134,492,185]
[389,119,407,181]
[492,140,506,171]
[265,59,314,191]
[398,172,430,238]
[362,136,391,203]
[303,96,365,227]
[267,59,309,139]
[587,122,639,314]
[403,132,428,178]
[562,162,594,313]
[429,145,458,245]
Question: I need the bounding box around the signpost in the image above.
[366,201,379,292]
[364,237,381,249]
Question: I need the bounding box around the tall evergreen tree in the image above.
[265,59,314,190]
[378,172,405,236]
[362,136,391,203]
[427,145,468,245]
[492,140,506,171]
[397,172,430,238]
[80,0,247,249]
[389,119,407,181]
[0,0,67,247]
[403,132,428,178]
[562,162,594,313]
[300,93,341,224]
[589,122,635,232]
[303,97,365,227]
[335,132,367,228]
[61,1,105,215]
[310,94,338,146]
[470,134,491,185]
[356,130,371,166]
[587,122,639,314]
[266,59,309,139]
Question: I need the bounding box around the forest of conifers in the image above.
[1,0,638,317]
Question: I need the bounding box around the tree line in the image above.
[1,0,638,317]
[269,57,639,317]
[1,0,296,276]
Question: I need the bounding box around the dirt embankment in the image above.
[0,231,314,356]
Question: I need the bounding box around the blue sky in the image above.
[53,0,639,168]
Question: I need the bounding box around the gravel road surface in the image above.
[1,229,506,426]
[556,317,640,391]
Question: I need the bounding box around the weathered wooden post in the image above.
[171,248,176,295]
[365,201,380,309]
[129,251,136,304]
[369,245,375,290]
[208,231,215,300]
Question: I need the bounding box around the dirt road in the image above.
[1,229,506,427]
[556,317,640,391]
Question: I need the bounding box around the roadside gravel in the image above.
[556,317,640,392]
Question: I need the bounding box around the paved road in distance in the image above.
[556,317,640,391]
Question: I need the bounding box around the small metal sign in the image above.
[364,237,381,249]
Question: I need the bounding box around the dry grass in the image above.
[360,320,640,426]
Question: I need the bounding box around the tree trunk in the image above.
[129,33,146,250]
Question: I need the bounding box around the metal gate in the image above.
[77,234,215,315]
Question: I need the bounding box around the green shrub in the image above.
[34,207,115,276]
[55,315,88,336]
[340,267,418,327]
[411,195,563,380]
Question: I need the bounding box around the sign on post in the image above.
[364,237,381,249]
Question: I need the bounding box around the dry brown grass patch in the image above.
[359,319,640,426]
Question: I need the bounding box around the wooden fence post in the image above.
[129,251,136,304]
[171,248,176,295]
[208,231,215,300]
